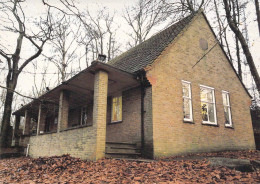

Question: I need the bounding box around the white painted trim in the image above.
[222,91,233,127]
[182,80,193,122]
[181,80,191,84]
[199,84,215,90]
[222,90,229,94]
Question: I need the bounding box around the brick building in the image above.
[13,11,255,160]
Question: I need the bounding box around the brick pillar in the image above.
[93,70,108,160]
[14,115,20,146]
[57,90,69,132]
[37,104,47,135]
[23,110,31,135]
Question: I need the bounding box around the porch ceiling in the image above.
[13,61,140,116]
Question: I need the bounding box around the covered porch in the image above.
[13,61,141,160]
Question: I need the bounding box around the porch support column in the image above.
[23,110,31,135]
[14,115,20,146]
[57,90,69,132]
[37,104,47,135]
[93,70,108,160]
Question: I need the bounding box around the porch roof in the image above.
[13,61,140,116]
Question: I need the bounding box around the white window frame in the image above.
[222,90,232,127]
[182,80,193,122]
[200,85,217,125]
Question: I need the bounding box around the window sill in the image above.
[108,121,123,125]
[201,122,219,127]
[183,120,195,124]
[225,125,234,129]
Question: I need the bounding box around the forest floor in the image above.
[0,150,259,183]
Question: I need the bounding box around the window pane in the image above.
[112,98,118,122]
[207,90,213,102]
[222,93,228,106]
[201,102,208,121]
[112,96,122,122]
[182,83,190,97]
[183,98,191,119]
[208,103,215,123]
[224,106,230,125]
[200,88,207,101]
[201,88,213,102]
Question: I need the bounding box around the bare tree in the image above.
[181,0,205,13]
[105,13,121,61]
[0,0,54,147]
[31,63,52,98]
[78,8,121,63]
[45,14,80,83]
[42,1,121,63]
[223,0,260,95]
[230,0,242,79]
[123,0,169,47]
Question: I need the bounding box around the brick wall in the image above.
[146,12,255,158]
[29,126,97,160]
[106,87,141,144]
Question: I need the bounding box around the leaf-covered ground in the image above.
[0,150,259,183]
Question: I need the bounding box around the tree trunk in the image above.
[223,0,260,96]
[0,79,17,148]
[236,38,242,80]
[255,0,260,36]
[214,0,223,46]
[232,0,242,80]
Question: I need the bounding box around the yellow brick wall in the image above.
[29,126,97,160]
[145,13,256,158]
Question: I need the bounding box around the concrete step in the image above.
[105,142,141,158]
[105,152,141,159]
[106,142,137,149]
[106,147,141,154]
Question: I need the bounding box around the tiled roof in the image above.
[108,12,197,73]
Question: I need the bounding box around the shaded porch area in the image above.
[13,61,141,160]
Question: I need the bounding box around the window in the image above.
[200,85,217,125]
[222,91,232,127]
[182,80,193,122]
[111,96,122,122]
[81,107,87,125]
